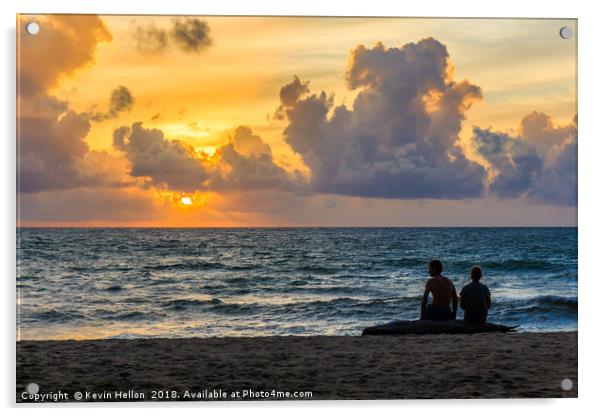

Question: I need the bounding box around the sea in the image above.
[16,227,577,340]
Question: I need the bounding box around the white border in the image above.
[2,0,600,415]
[4,0,585,18]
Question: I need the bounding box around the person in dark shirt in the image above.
[420,259,458,321]
[460,266,491,324]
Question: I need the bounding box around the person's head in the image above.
[470,266,483,282]
[428,259,443,276]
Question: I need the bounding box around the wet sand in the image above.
[16,332,577,402]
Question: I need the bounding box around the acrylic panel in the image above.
[16,14,577,402]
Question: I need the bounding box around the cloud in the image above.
[274,76,310,119]
[89,86,135,121]
[17,93,132,193]
[18,103,103,193]
[171,18,212,53]
[113,123,303,193]
[132,23,168,54]
[75,150,132,188]
[277,38,487,199]
[107,86,135,117]
[131,18,212,54]
[16,15,124,193]
[19,15,112,96]
[473,127,544,198]
[473,113,577,206]
[228,125,272,156]
[113,122,210,192]
[530,139,577,206]
[208,126,304,191]
[17,22,576,219]
[519,111,576,156]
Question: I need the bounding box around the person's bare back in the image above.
[420,260,458,320]
[426,275,455,307]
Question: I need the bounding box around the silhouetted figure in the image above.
[420,260,458,321]
[460,266,491,324]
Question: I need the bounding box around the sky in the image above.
[17,15,577,226]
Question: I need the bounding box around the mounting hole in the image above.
[560,378,573,391]
[25,22,40,35]
[26,382,39,394]
[559,26,573,40]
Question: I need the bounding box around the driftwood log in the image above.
[362,319,518,336]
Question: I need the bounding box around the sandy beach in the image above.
[16,331,577,401]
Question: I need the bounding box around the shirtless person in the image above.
[420,259,458,320]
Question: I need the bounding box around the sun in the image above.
[156,190,211,209]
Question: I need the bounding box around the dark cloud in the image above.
[108,86,135,116]
[274,76,310,120]
[171,18,212,53]
[530,139,577,206]
[113,122,210,192]
[473,127,544,198]
[18,104,103,193]
[473,114,577,206]
[278,38,486,199]
[17,91,132,196]
[131,18,212,55]
[90,86,135,121]
[132,24,168,54]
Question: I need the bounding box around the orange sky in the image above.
[17,15,577,226]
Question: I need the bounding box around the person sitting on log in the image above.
[460,266,492,325]
[420,259,458,321]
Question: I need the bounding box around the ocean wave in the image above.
[17,275,40,281]
[144,260,256,272]
[110,311,155,321]
[496,295,577,317]
[27,309,84,323]
[531,295,578,307]
[464,259,565,272]
[88,308,164,322]
[156,293,574,322]
[161,298,224,311]
[157,295,423,318]
[69,265,132,273]
[378,258,425,268]
[297,265,339,274]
